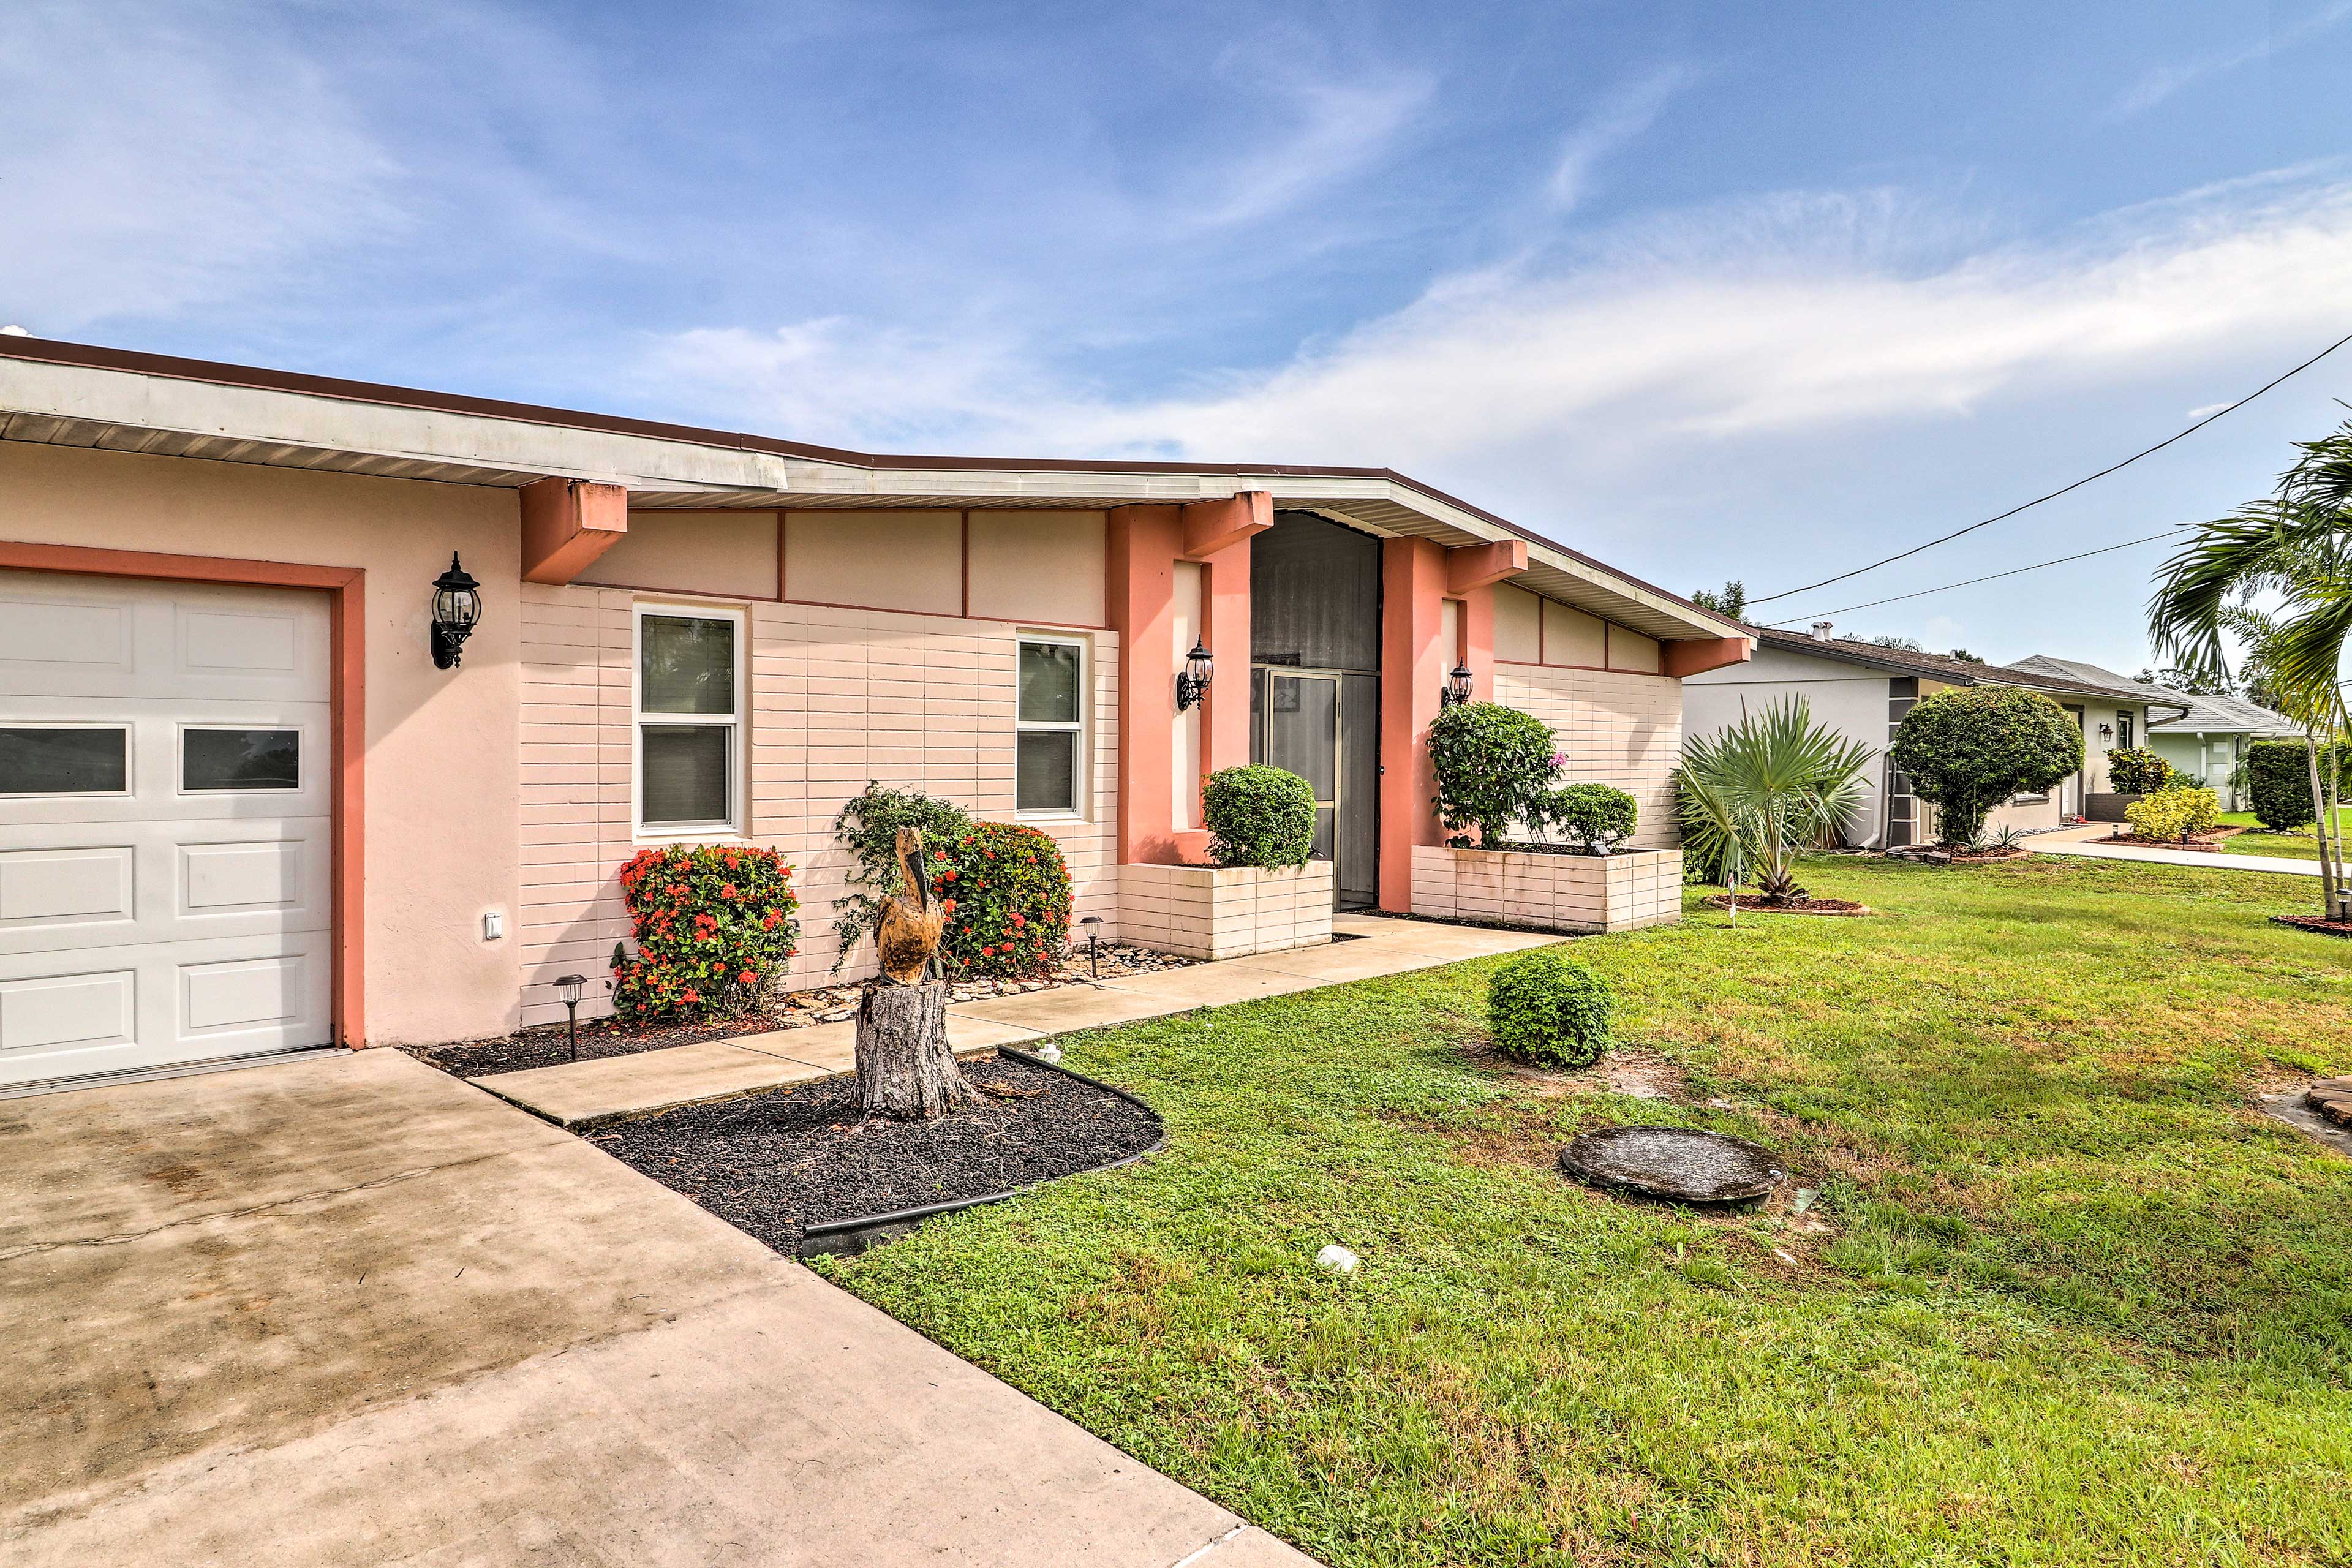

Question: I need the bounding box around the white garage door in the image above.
[0,570,334,1088]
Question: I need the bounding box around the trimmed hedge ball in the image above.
[1487,948,1614,1069]
[1202,764,1317,869]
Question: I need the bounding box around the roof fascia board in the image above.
[0,338,1743,638]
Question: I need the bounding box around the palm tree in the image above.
[1678,696,1875,911]
[2147,420,2352,921]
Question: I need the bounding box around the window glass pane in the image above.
[1017,731,1076,813]
[641,616,736,715]
[641,725,731,825]
[183,729,300,791]
[1019,641,1080,725]
[1265,675,1337,799]
[0,727,127,794]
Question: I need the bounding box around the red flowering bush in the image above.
[611,844,799,1024]
[927,821,1071,979]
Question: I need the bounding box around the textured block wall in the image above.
[519,584,1119,1028]
[1411,846,1683,933]
[1495,666,1684,849]
[1117,861,1335,960]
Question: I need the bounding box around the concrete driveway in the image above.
[1,1049,1310,1566]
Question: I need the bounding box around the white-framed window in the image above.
[1015,634,1085,818]
[634,603,744,835]
[2116,712,2135,750]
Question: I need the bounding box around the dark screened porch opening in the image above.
[1248,510,1381,910]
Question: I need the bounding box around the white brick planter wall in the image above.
[1117,861,1335,960]
[1411,846,1683,934]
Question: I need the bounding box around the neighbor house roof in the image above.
[0,334,1744,646]
[1749,627,2179,709]
[2004,655,2295,736]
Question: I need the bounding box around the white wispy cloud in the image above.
[1186,64,1435,228]
[0,0,404,333]
[639,173,2352,478]
[1547,66,1692,213]
[2108,1,2352,118]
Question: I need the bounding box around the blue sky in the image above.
[6,1,2351,673]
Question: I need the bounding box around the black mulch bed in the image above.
[409,1014,775,1078]
[592,1052,1161,1254]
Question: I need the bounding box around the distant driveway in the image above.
[1,1050,1310,1567]
[2032,837,2322,875]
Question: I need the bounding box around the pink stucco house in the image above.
[0,336,1750,1089]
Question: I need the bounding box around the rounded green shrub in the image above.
[1487,948,1614,1069]
[929,821,1073,979]
[1428,701,1560,846]
[2124,785,2218,843]
[2103,747,2172,794]
[2245,738,2348,831]
[1536,782,1638,854]
[613,844,800,1023]
[1202,764,1317,869]
[1889,686,2082,847]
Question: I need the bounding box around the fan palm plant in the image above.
[1678,696,1875,908]
[2147,420,2352,922]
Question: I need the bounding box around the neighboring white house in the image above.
[1685,626,2179,846]
[2005,656,2294,812]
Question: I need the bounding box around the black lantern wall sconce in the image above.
[430,553,483,670]
[1441,663,1474,708]
[1175,639,1213,712]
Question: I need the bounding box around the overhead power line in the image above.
[1748,326,2352,606]
[1760,526,2192,627]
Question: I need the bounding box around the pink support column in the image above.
[1107,505,1185,867]
[1443,540,1520,706]
[1111,493,1267,867]
[1170,532,1257,862]
[1174,492,1267,860]
[1462,582,1496,700]
[1381,536,1449,911]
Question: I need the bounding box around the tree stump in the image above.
[855,980,974,1120]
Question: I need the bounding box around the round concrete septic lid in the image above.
[1559,1126,1789,1204]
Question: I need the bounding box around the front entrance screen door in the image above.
[1261,669,1341,875]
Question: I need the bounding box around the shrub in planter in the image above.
[928,820,1073,978]
[1428,700,1560,846]
[1487,948,1614,1069]
[2103,747,2173,794]
[1202,764,1317,869]
[829,781,974,971]
[1534,782,1638,854]
[1890,686,2083,847]
[2124,784,2218,843]
[612,844,800,1023]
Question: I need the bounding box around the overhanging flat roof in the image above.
[0,335,1744,644]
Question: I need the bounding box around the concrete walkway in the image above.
[1,1048,1316,1566]
[2030,834,2322,875]
[483,912,1560,1128]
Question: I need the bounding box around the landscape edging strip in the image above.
[796,1044,1164,1249]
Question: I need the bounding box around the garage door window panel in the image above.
[0,726,130,796]
[637,608,742,833]
[181,728,301,793]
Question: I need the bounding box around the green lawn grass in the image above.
[2217,808,2352,861]
[815,855,2352,1566]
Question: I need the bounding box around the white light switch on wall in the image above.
[483,911,504,941]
